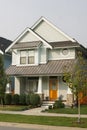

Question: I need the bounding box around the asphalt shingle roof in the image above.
[0,37,12,52]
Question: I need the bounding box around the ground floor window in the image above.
[26,77,38,93]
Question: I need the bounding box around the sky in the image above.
[0,0,87,47]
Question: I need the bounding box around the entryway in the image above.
[49,77,58,100]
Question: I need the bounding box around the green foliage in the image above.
[48,105,53,109]
[19,94,26,105]
[63,51,87,97]
[53,100,65,109]
[4,94,12,105]
[0,55,7,102]
[63,51,87,122]
[30,94,40,107]
[12,94,20,105]
[26,94,31,105]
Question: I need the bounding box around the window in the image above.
[20,51,26,64]
[62,48,68,55]
[28,50,35,64]
[20,50,35,65]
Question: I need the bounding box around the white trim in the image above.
[0,50,3,55]
[31,16,75,42]
[5,27,52,53]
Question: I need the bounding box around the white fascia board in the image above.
[5,27,52,53]
[31,16,44,29]
[5,27,30,53]
[31,17,75,42]
[0,50,4,55]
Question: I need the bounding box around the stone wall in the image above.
[66,94,73,106]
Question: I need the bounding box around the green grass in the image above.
[0,114,87,128]
[47,105,87,114]
[0,105,87,128]
[0,105,29,111]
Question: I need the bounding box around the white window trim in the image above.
[20,50,35,65]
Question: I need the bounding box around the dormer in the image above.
[5,28,52,66]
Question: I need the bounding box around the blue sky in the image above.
[0,0,87,47]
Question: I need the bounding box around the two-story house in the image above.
[5,17,87,105]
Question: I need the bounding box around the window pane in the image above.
[28,56,34,64]
[20,57,26,64]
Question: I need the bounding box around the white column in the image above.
[14,77,20,94]
[37,76,42,94]
[67,87,72,94]
[5,83,11,93]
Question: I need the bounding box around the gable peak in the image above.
[31,17,75,42]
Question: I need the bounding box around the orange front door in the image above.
[49,79,58,100]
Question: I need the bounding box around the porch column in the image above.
[14,77,20,94]
[38,76,42,94]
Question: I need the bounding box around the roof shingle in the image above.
[0,37,12,52]
[12,41,42,49]
[6,59,75,76]
[49,41,80,48]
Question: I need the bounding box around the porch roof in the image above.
[6,59,75,76]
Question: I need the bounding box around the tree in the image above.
[0,54,7,105]
[63,51,87,123]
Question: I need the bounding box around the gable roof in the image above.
[0,50,3,54]
[5,27,52,52]
[0,37,12,53]
[31,16,75,42]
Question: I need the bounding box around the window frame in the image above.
[20,50,35,65]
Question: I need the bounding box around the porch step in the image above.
[41,101,55,109]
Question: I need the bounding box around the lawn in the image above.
[0,105,29,111]
[0,105,87,115]
[0,105,87,127]
[47,105,87,114]
[0,114,87,128]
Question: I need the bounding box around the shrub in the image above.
[53,100,65,109]
[26,94,30,105]
[19,94,26,105]
[4,94,12,105]
[12,94,20,105]
[49,105,53,109]
[30,94,40,107]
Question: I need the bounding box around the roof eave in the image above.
[53,45,80,49]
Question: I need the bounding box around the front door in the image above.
[49,79,58,100]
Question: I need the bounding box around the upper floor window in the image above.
[20,51,26,64]
[20,50,35,65]
[28,50,35,64]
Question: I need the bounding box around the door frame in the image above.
[49,77,58,100]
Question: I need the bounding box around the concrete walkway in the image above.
[0,122,87,130]
[0,107,87,118]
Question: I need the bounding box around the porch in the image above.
[14,76,69,102]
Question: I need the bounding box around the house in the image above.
[0,37,13,93]
[0,37,12,69]
[5,17,87,105]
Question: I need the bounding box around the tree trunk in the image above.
[77,97,81,123]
